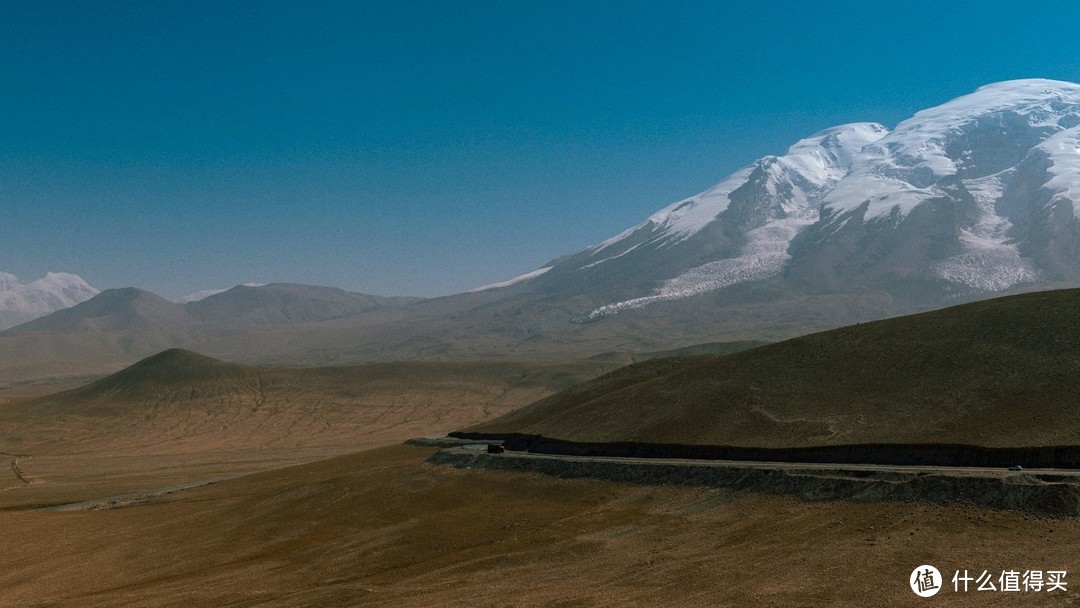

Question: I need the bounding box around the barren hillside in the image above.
[473,288,1080,448]
[0,349,613,507]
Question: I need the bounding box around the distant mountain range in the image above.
[6,79,1080,377]
[4,283,422,334]
[0,272,99,330]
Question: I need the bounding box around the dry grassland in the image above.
[0,445,1078,606]
[0,352,612,509]
[3,322,1080,606]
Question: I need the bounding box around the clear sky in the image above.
[3,1,1080,299]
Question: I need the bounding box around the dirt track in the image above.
[1,451,33,488]
[38,475,246,512]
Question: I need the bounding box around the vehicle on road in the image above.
[1008,465,1023,471]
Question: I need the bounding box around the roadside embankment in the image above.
[449,432,1080,469]
[428,449,1080,516]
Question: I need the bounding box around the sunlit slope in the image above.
[472,288,1080,448]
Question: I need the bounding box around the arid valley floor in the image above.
[2,325,1080,606]
[3,444,1080,607]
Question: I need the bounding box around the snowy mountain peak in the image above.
[0,272,100,330]
[491,80,1080,322]
[826,79,1080,221]
[784,122,889,172]
[586,122,888,262]
[38,272,96,293]
[930,79,1080,127]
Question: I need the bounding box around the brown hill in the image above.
[58,348,255,398]
[471,288,1080,448]
[0,350,615,505]
[6,348,613,451]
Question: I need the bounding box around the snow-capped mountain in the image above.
[477,79,1080,321]
[7,80,1080,374]
[0,272,99,330]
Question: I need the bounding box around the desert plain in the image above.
[3,292,1080,607]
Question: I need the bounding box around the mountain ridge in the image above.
[0,271,99,330]
[6,79,1080,376]
[479,79,1080,323]
[2,283,423,334]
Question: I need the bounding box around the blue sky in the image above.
[3,1,1080,299]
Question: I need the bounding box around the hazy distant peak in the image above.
[0,271,99,330]
[177,283,267,303]
[1,287,192,334]
[2,280,428,336]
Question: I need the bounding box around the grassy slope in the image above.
[473,288,1080,448]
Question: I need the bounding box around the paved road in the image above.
[456,445,1080,478]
